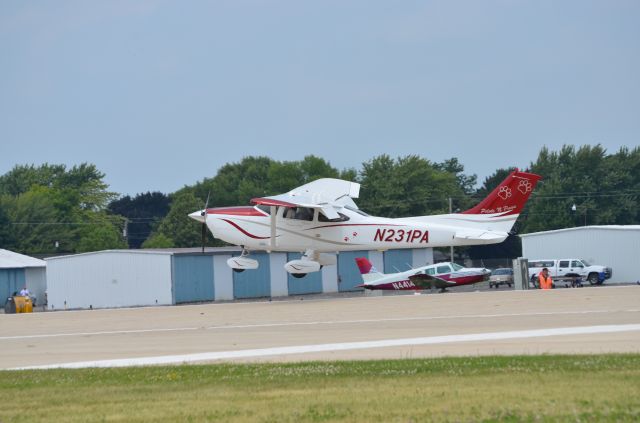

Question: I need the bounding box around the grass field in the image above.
[1,355,640,422]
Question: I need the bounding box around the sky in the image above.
[1,0,639,196]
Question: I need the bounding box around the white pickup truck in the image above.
[528,259,612,286]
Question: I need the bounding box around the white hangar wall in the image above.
[521,226,640,284]
[46,250,173,310]
[44,247,436,310]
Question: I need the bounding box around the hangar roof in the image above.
[44,247,245,261]
[0,249,46,269]
[521,225,640,238]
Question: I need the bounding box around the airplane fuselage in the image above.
[364,269,489,291]
[201,205,501,253]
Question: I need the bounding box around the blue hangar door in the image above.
[173,255,214,304]
[233,253,271,299]
[287,253,322,295]
[337,251,367,292]
[0,269,25,300]
[384,249,414,273]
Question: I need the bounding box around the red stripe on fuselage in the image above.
[307,223,402,230]
[207,207,267,217]
[220,219,271,239]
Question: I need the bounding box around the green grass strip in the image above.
[1,354,640,422]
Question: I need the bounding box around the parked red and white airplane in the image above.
[355,257,490,291]
[189,169,541,278]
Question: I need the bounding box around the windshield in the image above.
[256,205,270,215]
[580,259,591,266]
[493,268,512,275]
[451,263,464,271]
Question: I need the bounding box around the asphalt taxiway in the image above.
[1,286,639,369]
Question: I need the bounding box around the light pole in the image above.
[571,204,587,226]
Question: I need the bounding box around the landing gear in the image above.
[291,273,306,279]
[227,246,259,272]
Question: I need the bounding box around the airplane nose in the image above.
[188,210,205,223]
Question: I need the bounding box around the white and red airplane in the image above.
[189,169,541,278]
[355,257,490,291]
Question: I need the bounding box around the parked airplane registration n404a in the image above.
[355,257,490,292]
[189,169,541,278]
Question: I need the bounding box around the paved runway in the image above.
[2,286,640,369]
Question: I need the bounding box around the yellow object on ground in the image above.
[14,296,33,313]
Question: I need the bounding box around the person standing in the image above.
[538,268,553,290]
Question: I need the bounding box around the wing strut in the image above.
[270,206,276,250]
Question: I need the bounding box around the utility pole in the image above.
[449,197,454,262]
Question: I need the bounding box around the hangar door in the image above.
[233,253,271,299]
[384,250,413,273]
[287,253,322,295]
[0,269,25,300]
[172,255,214,304]
[337,251,367,292]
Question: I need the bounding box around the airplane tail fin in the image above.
[355,257,385,283]
[462,169,541,217]
[399,169,541,240]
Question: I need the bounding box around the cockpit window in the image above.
[318,212,350,222]
[283,207,314,221]
[451,263,464,271]
[436,265,451,274]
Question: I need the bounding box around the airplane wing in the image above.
[408,274,457,290]
[251,178,360,219]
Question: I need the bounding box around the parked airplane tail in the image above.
[462,169,541,217]
[355,257,385,283]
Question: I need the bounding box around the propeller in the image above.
[201,191,210,253]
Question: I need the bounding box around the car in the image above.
[489,268,513,288]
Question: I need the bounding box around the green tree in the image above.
[522,144,637,232]
[0,198,16,249]
[145,191,205,248]
[76,216,128,253]
[358,155,466,217]
[0,163,121,254]
[142,233,174,248]
[109,192,171,248]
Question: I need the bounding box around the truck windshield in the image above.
[580,259,591,266]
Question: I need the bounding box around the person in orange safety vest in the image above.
[538,267,553,289]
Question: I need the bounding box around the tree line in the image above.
[1,145,638,257]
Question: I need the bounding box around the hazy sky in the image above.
[2,0,639,196]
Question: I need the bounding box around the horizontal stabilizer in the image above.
[454,230,507,241]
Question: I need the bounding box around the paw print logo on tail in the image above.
[498,186,512,200]
[518,179,532,194]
